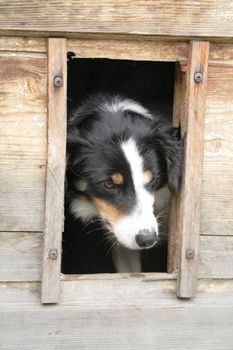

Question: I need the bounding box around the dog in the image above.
[63,93,182,273]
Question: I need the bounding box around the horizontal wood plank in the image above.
[0,54,47,232]
[0,232,43,281]
[1,1,233,39]
[0,36,46,52]
[67,39,188,61]
[0,167,45,231]
[1,280,233,350]
[0,232,232,281]
[199,236,233,278]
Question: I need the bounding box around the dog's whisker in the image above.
[106,239,119,257]
[82,218,109,230]
[155,207,169,219]
[86,226,106,235]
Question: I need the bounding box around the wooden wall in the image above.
[0,37,233,282]
[0,34,233,349]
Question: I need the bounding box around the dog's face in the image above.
[67,95,182,250]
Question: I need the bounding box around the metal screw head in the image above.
[54,76,63,87]
[48,249,58,260]
[194,72,203,83]
[185,249,195,260]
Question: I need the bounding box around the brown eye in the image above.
[103,180,116,190]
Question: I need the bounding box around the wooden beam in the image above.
[41,38,67,304]
[177,41,209,298]
[0,1,233,39]
[67,39,188,62]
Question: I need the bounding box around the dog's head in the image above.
[67,94,182,250]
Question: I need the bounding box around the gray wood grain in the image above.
[1,1,233,39]
[41,38,67,304]
[177,41,209,298]
[1,280,233,350]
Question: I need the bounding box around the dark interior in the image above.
[62,55,175,274]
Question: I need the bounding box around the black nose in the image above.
[135,230,157,248]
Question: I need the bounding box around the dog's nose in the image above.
[135,230,157,248]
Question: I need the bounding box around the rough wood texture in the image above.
[201,64,233,236]
[67,39,188,62]
[177,41,209,298]
[1,232,232,281]
[167,63,186,273]
[0,53,47,231]
[0,36,46,52]
[0,232,42,281]
[41,39,67,304]
[1,280,233,350]
[199,236,233,278]
[0,1,233,39]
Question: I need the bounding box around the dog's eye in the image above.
[103,180,116,190]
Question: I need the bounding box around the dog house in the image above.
[0,2,233,349]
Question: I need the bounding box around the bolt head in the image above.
[48,249,58,260]
[194,72,203,83]
[54,76,63,87]
[185,249,194,260]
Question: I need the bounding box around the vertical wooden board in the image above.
[168,63,186,273]
[201,64,233,236]
[41,39,67,304]
[0,53,47,231]
[177,41,209,298]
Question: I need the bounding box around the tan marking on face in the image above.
[144,170,154,184]
[111,173,124,185]
[75,179,88,192]
[93,198,126,225]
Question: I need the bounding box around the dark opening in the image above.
[62,56,175,274]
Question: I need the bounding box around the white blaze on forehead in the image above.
[121,138,145,188]
[102,97,152,119]
[114,138,158,249]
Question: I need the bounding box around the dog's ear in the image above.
[151,125,183,194]
[67,104,98,152]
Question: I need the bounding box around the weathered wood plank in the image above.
[0,167,45,232]
[1,37,233,64]
[1,280,233,350]
[199,236,233,279]
[41,38,67,304]
[201,64,233,236]
[0,1,233,39]
[67,39,188,62]
[1,232,232,281]
[177,41,209,298]
[0,232,42,281]
[167,63,186,273]
[209,42,233,62]
[0,54,47,232]
[0,36,46,52]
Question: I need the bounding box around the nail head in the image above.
[194,72,203,83]
[185,249,194,260]
[49,249,58,260]
[54,76,63,87]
